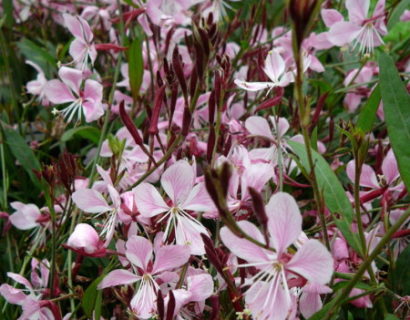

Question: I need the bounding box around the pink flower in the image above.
[26,61,49,105]
[324,0,387,54]
[44,67,104,123]
[63,14,97,69]
[234,50,294,92]
[72,182,121,245]
[0,259,60,320]
[220,192,333,320]
[66,223,106,257]
[9,202,44,230]
[98,235,190,319]
[346,149,404,201]
[133,160,213,255]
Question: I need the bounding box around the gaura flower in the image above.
[133,160,213,255]
[323,0,387,54]
[98,235,190,319]
[220,192,333,320]
[234,50,294,92]
[45,67,104,123]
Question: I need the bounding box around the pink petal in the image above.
[327,21,362,46]
[346,0,369,22]
[173,214,208,255]
[133,183,169,217]
[245,273,291,320]
[286,239,333,284]
[126,236,153,270]
[0,284,26,305]
[346,161,379,189]
[98,269,139,289]
[7,272,33,290]
[161,160,195,206]
[245,116,274,140]
[220,221,271,263]
[82,80,104,122]
[269,116,289,138]
[58,67,82,95]
[84,79,103,102]
[67,223,101,253]
[321,9,344,27]
[187,273,214,301]
[44,80,75,105]
[72,189,111,213]
[152,244,190,274]
[130,279,157,318]
[382,149,399,184]
[9,204,41,230]
[181,182,214,212]
[234,79,274,92]
[263,50,285,83]
[63,14,93,42]
[240,163,274,200]
[266,192,302,254]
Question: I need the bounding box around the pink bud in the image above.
[66,224,106,257]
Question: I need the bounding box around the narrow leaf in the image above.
[128,37,144,100]
[288,141,362,254]
[1,123,41,186]
[379,52,410,191]
[357,85,381,133]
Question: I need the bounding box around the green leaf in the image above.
[357,85,381,133]
[389,244,410,296]
[379,52,410,192]
[288,141,362,254]
[384,21,410,42]
[128,36,144,100]
[388,0,410,29]
[1,123,41,186]
[61,126,100,144]
[17,38,56,76]
[288,141,353,221]
[384,314,399,320]
[82,274,105,318]
[2,0,13,27]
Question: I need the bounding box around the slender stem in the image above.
[354,156,368,255]
[294,46,330,250]
[88,55,122,185]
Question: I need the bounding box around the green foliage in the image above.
[379,52,410,191]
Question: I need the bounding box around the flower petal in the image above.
[245,116,274,140]
[234,79,274,92]
[98,269,140,289]
[321,9,344,27]
[266,192,302,254]
[263,50,285,83]
[346,0,369,22]
[152,244,190,274]
[58,67,82,95]
[382,149,400,184]
[286,239,333,284]
[133,183,169,217]
[72,189,111,213]
[0,284,26,305]
[220,221,271,263]
[161,160,195,206]
[346,161,379,189]
[44,80,75,105]
[327,21,362,46]
[126,236,153,270]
